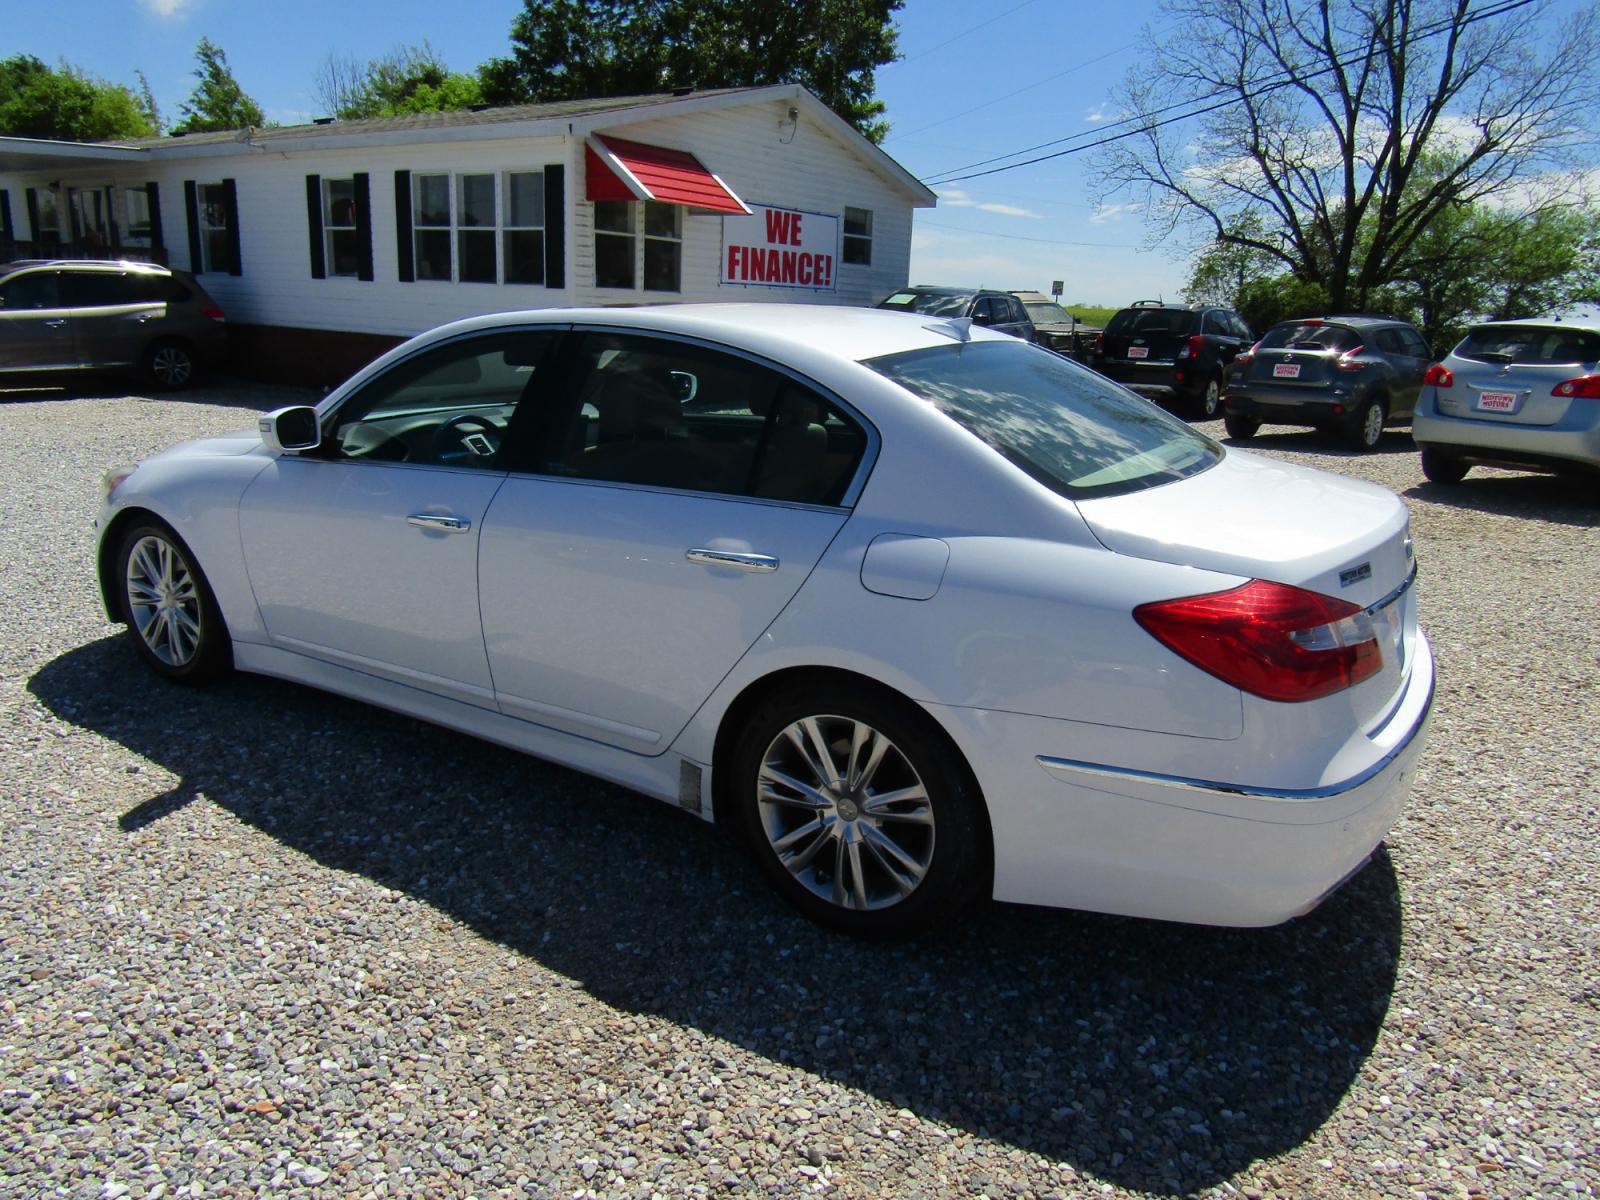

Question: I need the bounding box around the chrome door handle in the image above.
[687,548,779,572]
[45,319,67,328]
[406,513,471,533]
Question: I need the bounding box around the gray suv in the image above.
[876,286,1035,340]
[0,259,227,390]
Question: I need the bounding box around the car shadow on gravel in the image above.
[1217,427,1418,457]
[1403,477,1599,526]
[31,637,1404,1197]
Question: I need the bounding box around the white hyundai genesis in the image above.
[96,304,1434,937]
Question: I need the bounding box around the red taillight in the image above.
[1552,374,1600,398]
[1234,340,1262,368]
[1134,579,1383,703]
[1176,334,1205,361]
[1423,364,1453,387]
[1335,344,1366,372]
[1093,333,1104,355]
[200,305,225,321]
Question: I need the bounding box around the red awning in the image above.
[584,135,750,215]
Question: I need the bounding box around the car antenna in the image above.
[925,318,973,343]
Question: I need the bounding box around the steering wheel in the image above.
[429,413,501,464]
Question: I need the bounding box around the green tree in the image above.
[1096,0,1600,312]
[314,42,483,119]
[0,54,155,140]
[480,0,902,142]
[172,38,265,133]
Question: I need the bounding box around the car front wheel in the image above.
[117,522,231,683]
[732,686,986,938]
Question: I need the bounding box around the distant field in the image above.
[1061,303,1118,326]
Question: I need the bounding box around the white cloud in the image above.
[933,188,1041,219]
[1089,202,1143,225]
[139,0,196,18]
[1085,105,1109,124]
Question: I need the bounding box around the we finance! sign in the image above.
[721,204,839,291]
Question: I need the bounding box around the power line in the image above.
[920,0,1541,186]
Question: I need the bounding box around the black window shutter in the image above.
[543,164,565,289]
[394,170,414,283]
[0,191,12,242]
[104,186,121,247]
[146,183,163,251]
[221,178,242,276]
[354,172,374,282]
[183,180,202,272]
[24,188,40,242]
[305,174,326,279]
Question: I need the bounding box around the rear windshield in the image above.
[879,291,972,317]
[1260,322,1360,351]
[866,340,1221,500]
[1455,325,1600,365]
[1104,308,1197,337]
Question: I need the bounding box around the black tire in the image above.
[115,521,231,684]
[1419,448,1469,485]
[1194,375,1223,419]
[730,684,987,938]
[1224,413,1260,440]
[143,340,197,391]
[1347,396,1386,450]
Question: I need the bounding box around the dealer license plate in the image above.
[1476,390,1518,412]
[1273,362,1301,378]
[1127,345,1149,359]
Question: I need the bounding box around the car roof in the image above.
[1466,316,1600,336]
[409,302,1008,366]
[1,258,172,278]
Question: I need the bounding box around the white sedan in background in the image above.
[96,304,1434,938]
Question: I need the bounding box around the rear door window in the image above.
[0,272,60,309]
[60,272,141,308]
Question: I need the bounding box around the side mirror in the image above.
[258,405,321,453]
[971,310,995,327]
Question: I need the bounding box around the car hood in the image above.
[1074,448,1411,607]
[147,431,266,461]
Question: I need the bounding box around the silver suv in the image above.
[1413,319,1600,491]
[0,259,227,390]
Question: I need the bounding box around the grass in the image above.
[1059,302,1119,327]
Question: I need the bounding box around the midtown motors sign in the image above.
[721,204,838,291]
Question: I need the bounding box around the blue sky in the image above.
[11,0,1587,305]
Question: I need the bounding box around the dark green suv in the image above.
[0,259,228,390]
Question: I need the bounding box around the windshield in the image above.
[1023,302,1075,324]
[1456,325,1600,365]
[1105,308,1197,337]
[866,340,1221,500]
[1260,322,1359,351]
[878,291,972,317]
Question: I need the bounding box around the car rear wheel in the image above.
[117,522,231,683]
[144,340,197,391]
[731,685,986,938]
[1348,397,1387,450]
[1420,448,1470,484]
[1223,413,1260,440]
[1195,375,1223,419]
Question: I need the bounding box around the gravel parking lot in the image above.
[2,378,1596,1200]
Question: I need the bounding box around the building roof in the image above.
[0,86,936,207]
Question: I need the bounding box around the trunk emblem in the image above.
[1339,562,1373,588]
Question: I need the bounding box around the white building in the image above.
[0,85,935,382]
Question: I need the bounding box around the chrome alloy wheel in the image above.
[150,345,193,387]
[756,715,936,911]
[125,534,203,666]
[1361,401,1385,446]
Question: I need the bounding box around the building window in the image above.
[594,201,634,289]
[642,202,681,292]
[323,178,359,277]
[34,188,62,245]
[457,173,496,284]
[413,173,452,281]
[843,207,873,266]
[198,183,236,273]
[504,171,545,284]
[124,187,153,248]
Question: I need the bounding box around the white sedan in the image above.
[96,304,1434,938]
